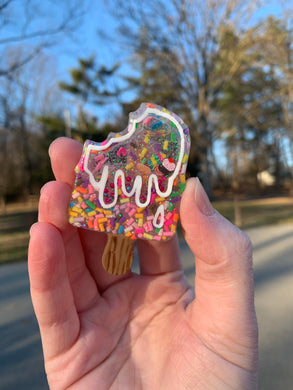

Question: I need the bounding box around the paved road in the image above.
[248,224,293,390]
[0,224,292,390]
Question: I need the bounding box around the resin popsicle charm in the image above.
[68,103,190,275]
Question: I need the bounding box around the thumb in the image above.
[180,178,256,334]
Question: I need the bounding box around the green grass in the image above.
[213,198,293,229]
[0,243,29,263]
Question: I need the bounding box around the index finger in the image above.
[49,137,133,290]
[49,137,83,185]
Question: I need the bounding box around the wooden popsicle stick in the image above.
[102,234,134,275]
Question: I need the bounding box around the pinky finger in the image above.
[28,222,80,360]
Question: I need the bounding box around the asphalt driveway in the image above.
[0,223,292,390]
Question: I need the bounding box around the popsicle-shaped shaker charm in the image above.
[68,103,190,275]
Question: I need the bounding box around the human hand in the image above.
[28,137,258,389]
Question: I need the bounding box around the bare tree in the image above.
[105,0,265,193]
[0,50,65,199]
[0,0,86,78]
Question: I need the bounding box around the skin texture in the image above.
[28,137,258,390]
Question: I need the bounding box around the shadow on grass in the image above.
[0,210,37,264]
[0,247,28,264]
[0,211,38,234]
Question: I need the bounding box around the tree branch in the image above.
[0,0,12,12]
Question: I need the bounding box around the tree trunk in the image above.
[198,113,213,198]
[232,146,242,227]
[19,108,33,196]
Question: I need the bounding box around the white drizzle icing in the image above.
[153,204,165,228]
[83,107,185,209]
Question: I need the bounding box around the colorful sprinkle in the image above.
[139,148,147,158]
[75,186,87,194]
[125,162,134,170]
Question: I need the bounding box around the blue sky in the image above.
[55,3,118,73]
[48,1,132,121]
[52,1,286,100]
[2,0,287,88]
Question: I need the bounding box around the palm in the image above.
[28,138,258,390]
[45,255,192,389]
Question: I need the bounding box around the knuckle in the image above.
[235,228,253,258]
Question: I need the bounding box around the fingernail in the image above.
[40,183,47,194]
[29,222,38,236]
[40,181,53,194]
[48,138,60,159]
[194,177,215,216]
